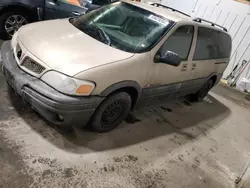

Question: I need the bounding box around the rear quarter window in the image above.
[193,27,232,61]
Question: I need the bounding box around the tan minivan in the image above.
[0,1,232,132]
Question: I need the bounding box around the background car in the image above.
[0,0,116,39]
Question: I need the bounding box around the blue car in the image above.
[0,0,116,39]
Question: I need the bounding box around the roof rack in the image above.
[193,17,228,32]
[151,3,191,17]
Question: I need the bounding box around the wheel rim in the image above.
[4,15,28,36]
[101,101,124,127]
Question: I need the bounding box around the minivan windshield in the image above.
[72,2,174,53]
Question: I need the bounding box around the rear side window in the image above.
[193,27,232,60]
[159,25,194,60]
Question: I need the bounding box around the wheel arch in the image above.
[210,75,217,86]
[100,81,142,110]
[206,73,223,87]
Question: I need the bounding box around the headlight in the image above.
[41,71,95,96]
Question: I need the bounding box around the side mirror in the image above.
[154,51,181,67]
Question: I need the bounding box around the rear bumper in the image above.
[1,41,104,128]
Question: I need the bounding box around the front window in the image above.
[159,25,194,60]
[72,2,175,53]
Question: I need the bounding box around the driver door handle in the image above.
[192,63,196,70]
[181,64,188,72]
[72,11,80,16]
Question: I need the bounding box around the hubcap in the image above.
[101,101,124,126]
[4,15,28,36]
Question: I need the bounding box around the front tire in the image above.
[91,92,132,132]
[0,11,30,39]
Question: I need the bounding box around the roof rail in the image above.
[151,3,191,17]
[193,17,228,32]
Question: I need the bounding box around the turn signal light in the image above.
[75,85,93,95]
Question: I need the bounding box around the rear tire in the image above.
[193,79,213,102]
[0,11,30,39]
[91,92,132,132]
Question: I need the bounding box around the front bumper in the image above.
[0,41,104,128]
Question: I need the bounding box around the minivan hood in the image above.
[17,19,134,76]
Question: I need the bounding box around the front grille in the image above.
[21,58,45,74]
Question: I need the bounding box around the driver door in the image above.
[44,0,88,20]
[145,25,195,100]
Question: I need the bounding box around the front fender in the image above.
[100,80,142,97]
[100,81,142,110]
